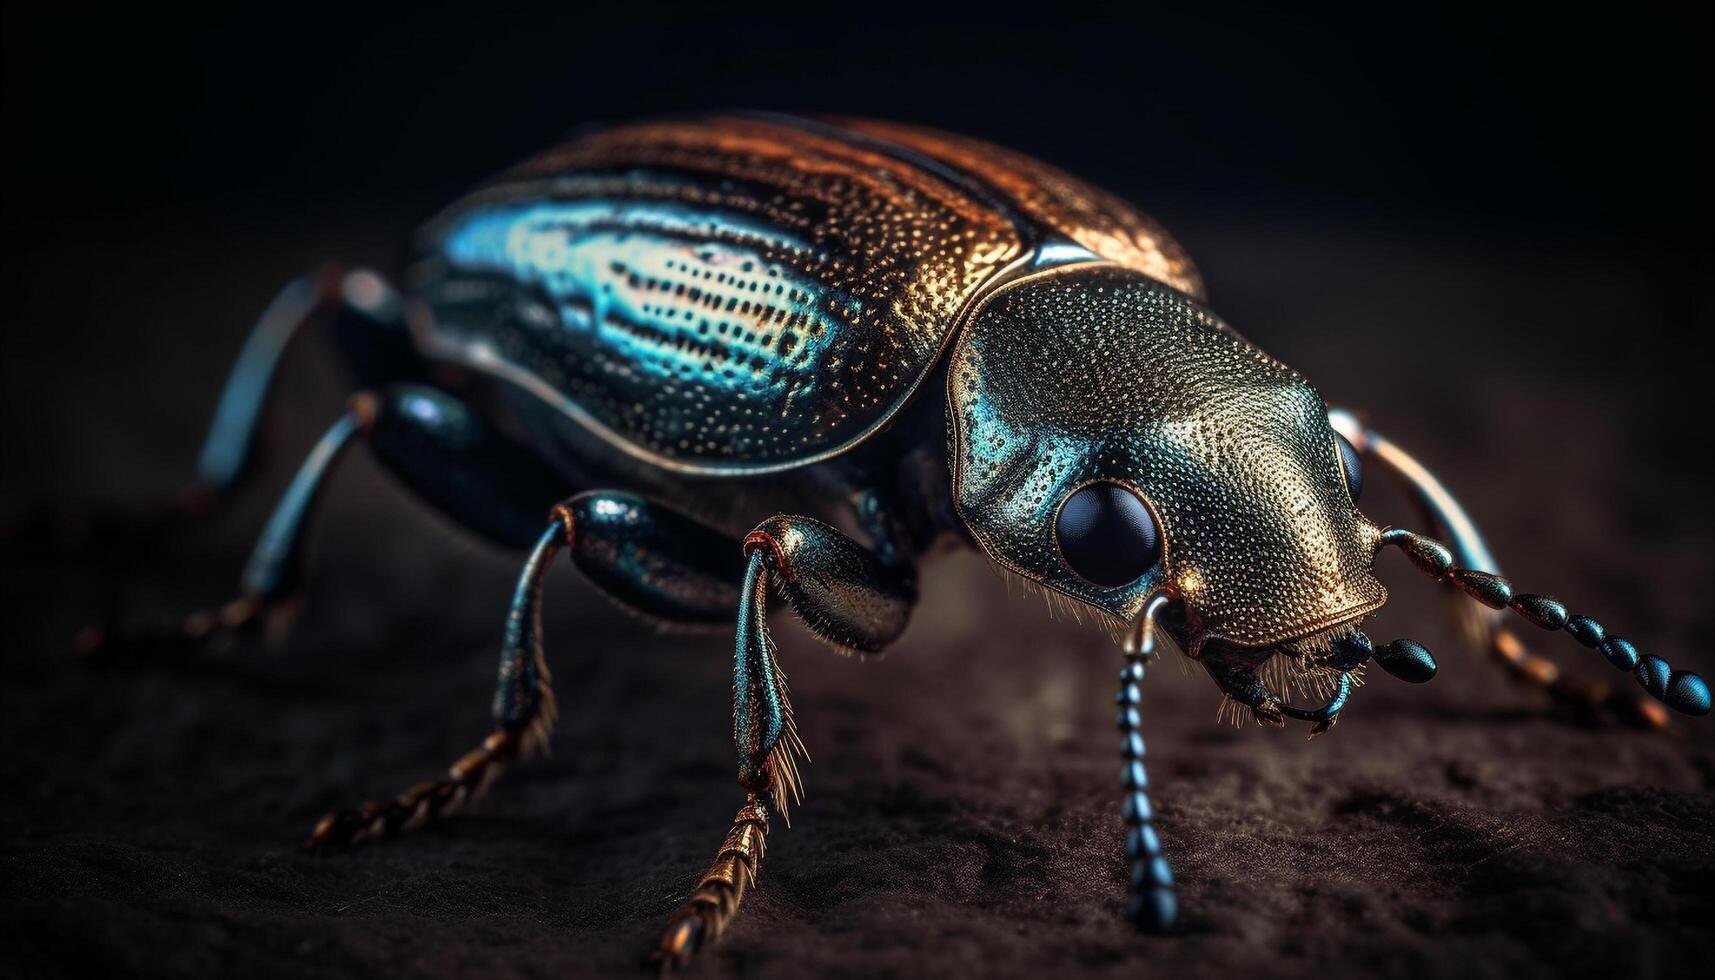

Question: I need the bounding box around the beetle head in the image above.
[948,264,1385,664]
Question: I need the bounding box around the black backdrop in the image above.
[3,5,1712,979]
[4,4,1710,245]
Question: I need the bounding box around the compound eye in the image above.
[1335,433,1364,502]
[1055,482,1161,588]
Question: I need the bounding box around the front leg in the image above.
[654,515,917,970]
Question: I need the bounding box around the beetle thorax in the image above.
[947,264,1384,648]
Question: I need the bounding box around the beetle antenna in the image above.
[1118,594,1177,933]
[1378,527,1712,717]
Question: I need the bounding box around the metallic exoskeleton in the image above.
[103,112,1710,969]
[950,264,1384,643]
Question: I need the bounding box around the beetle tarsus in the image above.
[306,514,572,852]
[304,719,549,851]
[650,793,772,971]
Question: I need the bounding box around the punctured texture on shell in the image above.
[837,118,1206,300]
[949,264,1385,646]
[410,115,1028,474]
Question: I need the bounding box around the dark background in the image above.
[3,4,1713,979]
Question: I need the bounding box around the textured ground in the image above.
[3,210,1712,979]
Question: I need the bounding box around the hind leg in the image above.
[306,490,749,848]
[72,269,428,653]
[191,267,421,508]
[19,268,413,597]
[79,384,569,661]
[75,402,368,660]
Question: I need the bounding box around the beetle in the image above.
[84,112,1711,969]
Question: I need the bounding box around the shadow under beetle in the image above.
[86,113,1712,969]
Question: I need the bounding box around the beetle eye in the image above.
[1055,482,1161,588]
[1335,433,1363,502]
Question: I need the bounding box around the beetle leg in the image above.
[4,266,383,558]
[1330,411,1674,727]
[305,513,571,850]
[654,515,917,970]
[67,269,433,656]
[190,266,420,508]
[72,398,372,662]
[307,491,750,850]
[79,383,570,662]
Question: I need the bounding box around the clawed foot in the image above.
[305,777,479,851]
[303,724,541,851]
[648,794,771,973]
[652,908,712,973]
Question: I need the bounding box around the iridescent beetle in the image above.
[89,113,1711,968]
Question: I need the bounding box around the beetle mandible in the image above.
[85,112,1712,968]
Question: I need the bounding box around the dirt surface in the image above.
[3,211,1712,980]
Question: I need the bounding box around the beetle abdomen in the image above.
[410,114,1201,475]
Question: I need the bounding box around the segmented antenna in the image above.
[1380,528,1711,717]
[1118,596,1177,932]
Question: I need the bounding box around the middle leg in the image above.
[306,490,751,848]
[654,514,918,969]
